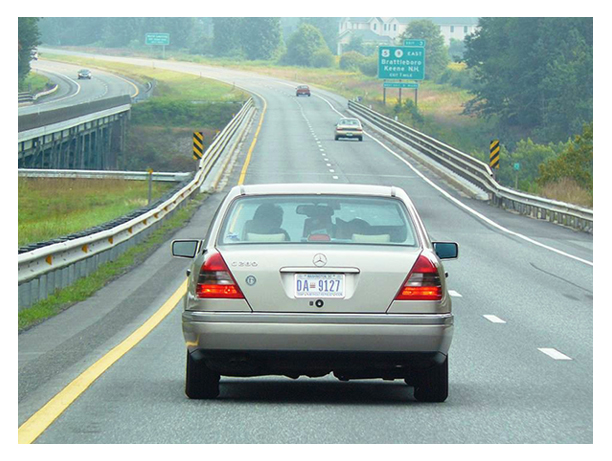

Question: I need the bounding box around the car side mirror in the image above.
[433,242,458,259]
[172,239,200,258]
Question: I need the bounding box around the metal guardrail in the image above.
[19,92,34,104]
[18,98,255,292]
[18,168,191,183]
[348,100,593,233]
[18,95,132,133]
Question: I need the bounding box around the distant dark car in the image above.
[296,85,311,97]
[77,69,92,80]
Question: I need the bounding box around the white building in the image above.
[337,17,479,54]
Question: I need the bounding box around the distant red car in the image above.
[296,85,311,97]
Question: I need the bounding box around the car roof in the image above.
[230,183,402,198]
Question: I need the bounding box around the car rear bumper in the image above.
[335,130,362,138]
[183,311,453,354]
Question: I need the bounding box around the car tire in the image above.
[412,356,448,402]
[185,351,220,399]
[358,136,363,142]
[335,136,340,141]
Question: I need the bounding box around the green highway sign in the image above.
[384,82,419,89]
[378,46,425,80]
[145,33,170,46]
[404,39,426,47]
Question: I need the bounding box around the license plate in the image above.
[295,274,345,298]
[346,132,353,136]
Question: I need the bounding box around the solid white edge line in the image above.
[303,88,593,268]
[538,348,573,360]
[448,290,462,298]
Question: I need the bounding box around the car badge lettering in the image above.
[313,253,327,267]
[231,261,258,267]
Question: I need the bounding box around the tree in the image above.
[448,38,466,62]
[463,18,593,143]
[537,122,593,191]
[344,35,364,55]
[18,17,40,87]
[283,24,327,66]
[212,18,243,57]
[299,18,339,54]
[240,18,282,60]
[398,19,449,80]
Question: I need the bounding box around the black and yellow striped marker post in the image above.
[193,131,204,160]
[489,139,500,170]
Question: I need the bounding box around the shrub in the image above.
[358,55,378,77]
[339,51,365,71]
[311,48,334,68]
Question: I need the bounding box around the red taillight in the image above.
[395,254,443,301]
[196,251,244,299]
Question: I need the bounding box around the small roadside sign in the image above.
[404,39,426,48]
[193,131,204,160]
[145,33,170,46]
[490,140,500,169]
[384,82,419,89]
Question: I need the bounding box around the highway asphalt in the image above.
[18,50,593,443]
[18,59,141,116]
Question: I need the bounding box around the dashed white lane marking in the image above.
[538,348,573,360]
[326,163,332,167]
[329,169,335,173]
[483,315,506,324]
[448,290,462,297]
[304,89,593,268]
[332,175,339,180]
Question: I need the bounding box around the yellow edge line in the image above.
[19,84,268,444]
[238,96,267,185]
[18,280,188,444]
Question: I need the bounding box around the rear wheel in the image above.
[335,136,340,141]
[411,356,448,402]
[358,136,363,142]
[185,351,220,399]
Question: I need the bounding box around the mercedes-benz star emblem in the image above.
[313,253,327,267]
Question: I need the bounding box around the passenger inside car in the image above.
[242,203,290,242]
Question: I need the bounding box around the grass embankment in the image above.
[19,70,51,92]
[18,194,206,331]
[18,178,174,247]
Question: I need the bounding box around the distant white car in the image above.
[172,183,458,402]
[335,117,363,141]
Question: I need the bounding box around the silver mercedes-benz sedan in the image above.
[172,183,458,402]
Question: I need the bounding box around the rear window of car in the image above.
[218,195,418,246]
[339,119,360,126]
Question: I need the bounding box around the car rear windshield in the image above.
[339,119,360,126]
[218,195,418,246]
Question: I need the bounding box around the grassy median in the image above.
[18,177,175,247]
[18,194,205,332]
